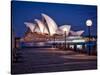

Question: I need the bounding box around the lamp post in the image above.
[53,34,56,48]
[63,28,67,50]
[86,19,93,55]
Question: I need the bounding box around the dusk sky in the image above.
[12,1,97,37]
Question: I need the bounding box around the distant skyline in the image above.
[12,1,97,37]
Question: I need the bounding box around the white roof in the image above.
[35,19,49,34]
[24,22,36,32]
[24,13,84,36]
[70,30,84,36]
[42,13,58,36]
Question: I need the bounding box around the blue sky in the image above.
[12,1,97,37]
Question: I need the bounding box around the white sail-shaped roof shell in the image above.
[35,19,49,34]
[34,26,41,33]
[59,25,71,36]
[70,30,84,36]
[42,13,58,36]
[24,22,36,32]
[24,14,84,37]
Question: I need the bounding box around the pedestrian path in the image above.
[11,48,97,74]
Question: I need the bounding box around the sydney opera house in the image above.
[20,13,86,44]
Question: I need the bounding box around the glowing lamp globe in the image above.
[63,28,68,32]
[86,19,93,26]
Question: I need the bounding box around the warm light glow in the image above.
[59,25,71,36]
[63,28,68,32]
[86,19,92,26]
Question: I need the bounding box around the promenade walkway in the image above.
[11,47,97,74]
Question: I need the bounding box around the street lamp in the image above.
[86,19,93,55]
[53,34,56,48]
[63,28,68,50]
